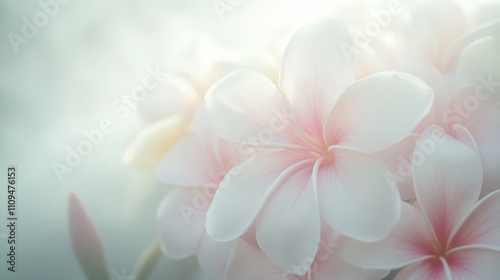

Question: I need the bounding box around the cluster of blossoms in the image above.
[126,1,500,279]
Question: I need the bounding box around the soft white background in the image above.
[0,0,497,279]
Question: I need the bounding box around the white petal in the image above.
[256,162,319,276]
[205,150,313,242]
[324,72,433,153]
[312,254,367,280]
[226,240,291,280]
[157,134,215,186]
[279,16,355,141]
[450,125,480,156]
[192,108,235,169]
[450,190,500,250]
[204,69,303,148]
[362,268,390,280]
[445,85,499,129]
[338,203,433,270]
[319,148,401,242]
[456,37,500,87]
[473,4,500,26]
[123,116,188,171]
[197,236,235,279]
[156,111,244,188]
[408,0,466,69]
[442,20,500,72]
[375,134,420,201]
[467,109,500,196]
[400,65,450,134]
[156,189,205,259]
[413,129,483,246]
[137,74,200,122]
[447,248,500,280]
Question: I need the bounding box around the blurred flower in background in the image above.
[1,0,500,279]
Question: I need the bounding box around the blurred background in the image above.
[0,0,499,279]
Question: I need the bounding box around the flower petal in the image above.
[467,109,500,196]
[394,259,448,280]
[456,36,500,87]
[205,150,313,242]
[256,162,319,276]
[415,0,466,68]
[413,129,483,246]
[193,108,244,173]
[442,19,500,72]
[375,134,420,201]
[450,125,480,156]
[156,189,205,259]
[338,202,433,270]
[445,85,499,129]
[157,134,215,187]
[362,269,390,280]
[197,236,235,279]
[226,240,292,280]
[311,254,367,280]
[319,148,401,242]
[450,190,500,250]
[137,74,200,122]
[204,69,303,148]
[158,109,245,187]
[324,72,433,152]
[68,190,110,280]
[123,116,189,171]
[401,65,450,134]
[279,16,355,141]
[447,248,500,280]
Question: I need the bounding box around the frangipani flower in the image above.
[204,16,433,274]
[227,225,388,280]
[350,0,467,79]
[125,51,280,172]
[406,0,467,71]
[378,43,500,199]
[121,75,200,218]
[122,56,274,216]
[156,110,248,278]
[339,129,500,280]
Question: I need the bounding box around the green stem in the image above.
[132,238,162,280]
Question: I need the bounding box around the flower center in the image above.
[430,241,448,262]
[311,146,333,163]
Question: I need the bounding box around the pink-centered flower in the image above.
[339,129,500,280]
[226,225,389,280]
[204,16,433,274]
[156,110,248,278]
[378,46,500,200]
